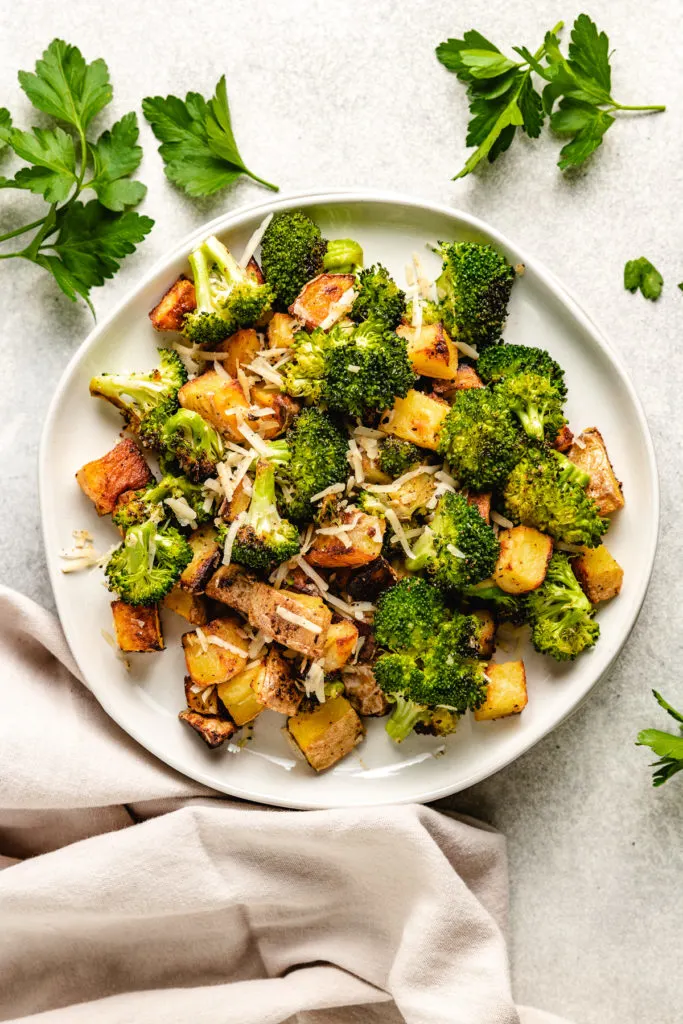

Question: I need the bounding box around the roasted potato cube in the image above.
[380,390,449,451]
[289,273,355,328]
[255,647,303,714]
[205,564,257,615]
[217,662,265,725]
[149,276,196,332]
[268,312,300,349]
[111,601,163,652]
[178,370,250,441]
[163,587,208,625]
[179,710,237,748]
[250,385,299,439]
[216,328,260,377]
[244,256,265,285]
[307,511,385,569]
[179,525,221,594]
[287,696,364,771]
[573,544,624,604]
[250,587,332,659]
[473,609,496,659]
[397,322,458,380]
[474,661,528,721]
[567,428,624,515]
[494,526,553,595]
[553,424,574,452]
[184,675,218,715]
[342,665,390,717]
[76,438,153,516]
[323,620,359,673]
[222,477,251,522]
[182,616,248,687]
[347,557,398,601]
[466,491,491,524]
[453,364,484,390]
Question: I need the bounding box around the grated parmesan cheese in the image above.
[385,508,417,559]
[213,359,231,380]
[304,660,326,703]
[491,511,514,530]
[447,543,467,559]
[246,358,284,386]
[275,606,323,634]
[310,482,345,503]
[238,212,273,268]
[353,424,385,439]
[208,635,249,657]
[195,627,209,653]
[235,417,274,458]
[555,541,584,554]
[164,495,198,528]
[365,464,439,493]
[248,630,271,660]
[348,438,364,483]
[454,340,479,360]
[318,287,358,330]
[222,513,246,565]
[295,555,329,592]
[236,366,252,403]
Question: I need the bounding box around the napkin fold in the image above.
[0,586,573,1024]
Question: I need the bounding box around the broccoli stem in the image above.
[385,695,428,743]
[516,403,544,440]
[552,450,590,488]
[247,462,279,533]
[188,246,213,310]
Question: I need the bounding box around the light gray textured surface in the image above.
[1,2,682,1022]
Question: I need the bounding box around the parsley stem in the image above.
[246,172,279,192]
[610,103,666,113]
[0,252,21,260]
[0,217,46,244]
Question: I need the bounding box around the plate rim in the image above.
[39,188,660,806]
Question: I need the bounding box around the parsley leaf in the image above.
[624,257,663,301]
[143,75,277,197]
[18,39,112,135]
[437,14,665,177]
[88,112,146,211]
[637,691,683,786]
[0,107,10,151]
[0,125,76,202]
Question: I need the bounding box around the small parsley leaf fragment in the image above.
[89,112,146,211]
[624,257,663,301]
[637,690,683,786]
[0,125,76,202]
[142,75,277,197]
[18,39,112,134]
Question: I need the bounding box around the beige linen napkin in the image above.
[0,586,573,1024]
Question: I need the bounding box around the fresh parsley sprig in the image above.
[637,691,683,786]
[437,14,665,178]
[0,39,153,312]
[142,76,278,198]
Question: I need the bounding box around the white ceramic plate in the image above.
[40,190,658,808]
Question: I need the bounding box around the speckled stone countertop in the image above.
[2,2,682,1021]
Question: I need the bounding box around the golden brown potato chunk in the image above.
[221,476,252,522]
[179,710,237,748]
[553,424,574,453]
[205,564,257,615]
[289,273,356,328]
[380,390,449,450]
[287,696,364,771]
[250,385,299,439]
[178,370,249,441]
[472,609,496,659]
[573,545,624,604]
[179,525,222,594]
[76,439,153,516]
[244,257,265,285]
[268,312,300,349]
[323,620,359,672]
[466,491,492,524]
[163,587,208,625]
[255,647,303,715]
[250,588,332,659]
[182,616,249,687]
[494,526,553,594]
[342,665,390,717]
[568,428,625,516]
[215,328,260,377]
[217,662,265,725]
[474,661,528,721]
[184,675,218,715]
[307,511,385,569]
[149,276,196,332]
[111,601,164,652]
[346,557,398,602]
[397,322,458,380]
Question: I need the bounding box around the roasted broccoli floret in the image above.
[350,264,406,329]
[183,235,273,345]
[496,372,566,442]
[461,580,529,626]
[476,343,567,400]
[503,450,607,548]
[112,473,213,531]
[89,348,187,447]
[406,299,442,326]
[374,577,448,653]
[527,553,600,660]
[436,241,516,351]
[552,450,590,488]
[260,210,327,309]
[378,437,424,478]
[374,641,488,742]
[281,319,416,417]
[406,491,499,590]
[232,460,300,572]
[105,518,192,606]
[323,319,416,417]
[160,409,225,482]
[323,238,363,274]
[438,388,524,491]
[280,408,349,522]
